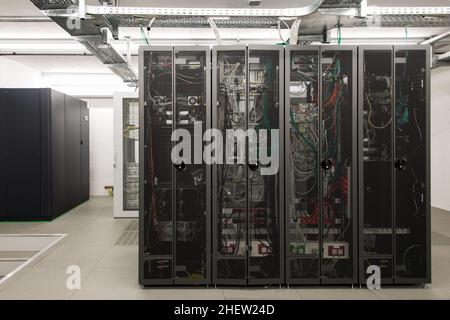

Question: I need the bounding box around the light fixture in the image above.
[209,16,231,20]
[279,17,296,21]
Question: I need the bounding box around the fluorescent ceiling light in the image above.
[209,16,231,20]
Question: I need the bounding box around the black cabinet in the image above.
[136,44,430,287]
[0,88,90,221]
[358,46,431,285]
[80,101,90,202]
[139,46,211,285]
[212,45,284,285]
[285,46,358,285]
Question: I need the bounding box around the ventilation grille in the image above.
[432,232,450,246]
[115,231,138,246]
[115,220,139,246]
[126,220,139,232]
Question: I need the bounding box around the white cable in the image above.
[207,17,222,45]
[277,20,287,44]
[289,18,302,45]
[147,17,156,39]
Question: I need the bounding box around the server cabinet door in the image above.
[286,48,321,283]
[50,90,67,217]
[5,89,42,219]
[80,101,90,202]
[247,47,283,284]
[359,47,394,284]
[122,98,139,212]
[142,49,174,283]
[320,48,356,282]
[65,95,81,209]
[213,48,247,285]
[173,49,210,284]
[0,90,6,217]
[394,48,429,282]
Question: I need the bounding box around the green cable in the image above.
[140,26,149,45]
[337,25,342,46]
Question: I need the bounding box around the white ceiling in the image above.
[6,55,113,73]
[1,0,450,97]
[0,0,46,16]
[92,0,316,9]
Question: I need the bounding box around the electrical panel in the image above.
[113,92,139,218]
[359,46,430,284]
[139,46,211,285]
[285,46,357,285]
[212,45,284,285]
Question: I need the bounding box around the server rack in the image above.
[358,45,431,285]
[0,88,89,221]
[212,45,284,285]
[139,46,211,285]
[113,92,139,218]
[285,46,358,285]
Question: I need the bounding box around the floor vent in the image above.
[115,231,138,246]
[432,232,450,246]
[125,219,138,231]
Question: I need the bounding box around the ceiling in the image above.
[90,0,315,9]
[1,0,450,97]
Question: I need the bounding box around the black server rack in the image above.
[358,45,431,285]
[0,88,89,221]
[285,46,358,285]
[212,45,284,285]
[139,46,211,286]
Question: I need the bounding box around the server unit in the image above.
[285,46,358,285]
[0,88,89,221]
[114,92,139,218]
[139,46,211,285]
[212,45,284,285]
[358,45,431,285]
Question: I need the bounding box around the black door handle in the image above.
[248,161,259,171]
[320,159,333,170]
[395,158,407,170]
[174,161,186,171]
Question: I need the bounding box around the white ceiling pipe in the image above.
[421,30,450,45]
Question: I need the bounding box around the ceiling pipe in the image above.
[420,30,450,45]
[0,16,52,22]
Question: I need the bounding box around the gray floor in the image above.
[0,197,449,300]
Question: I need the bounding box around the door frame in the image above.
[113,91,139,218]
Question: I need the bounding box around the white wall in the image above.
[431,66,450,211]
[0,56,117,197]
[0,57,42,87]
[82,98,114,196]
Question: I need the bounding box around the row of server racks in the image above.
[139,45,430,286]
